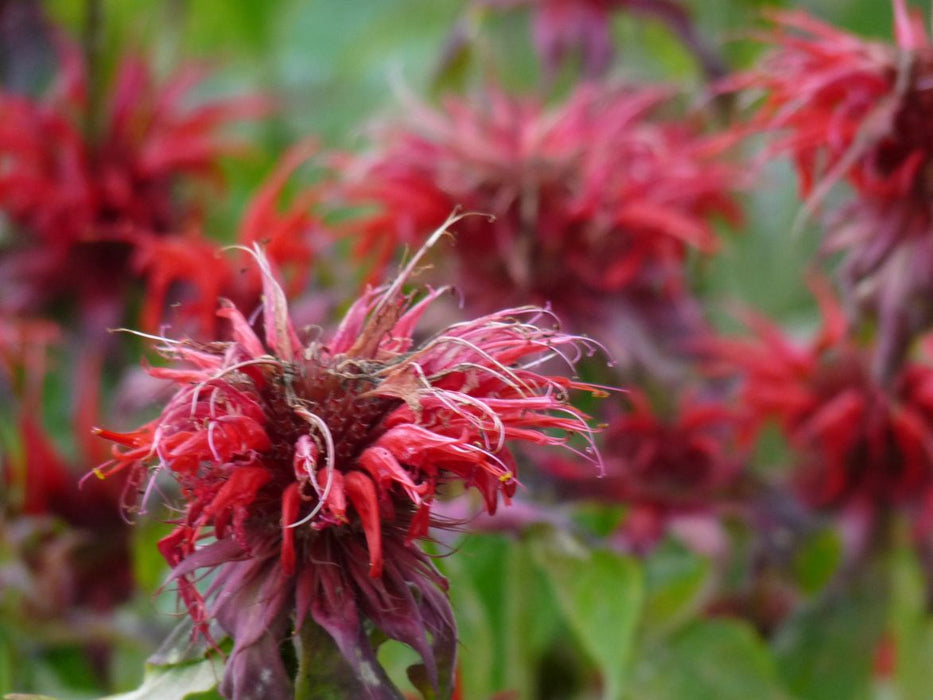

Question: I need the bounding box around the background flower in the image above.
[338,84,741,374]
[0,39,266,328]
[738,0,933,377]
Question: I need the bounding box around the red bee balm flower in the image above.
[738,0,933,375]
[339,85,739,370]
[93,219,604,699]
[0,40,265,326]
[712,283,933,524]
[544,389,741,551]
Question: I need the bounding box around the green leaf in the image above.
[131,518,173,597]
[439,532,561,698]
[889,537,933,699]
[571,504,628,539]
[793,528,842,595]
[773,565,888,700]
[642,540,712,637]
[100,620,229,700]
[182,0,278,53]
[438,544,495,700]
[628,619,789,700]
[504,534,562,697]
[531,530,643,700]
[0,628,15,695]
[147,620,225,668]
[100,656,224,700]
[376,641,419,697]
[42,648,100,695]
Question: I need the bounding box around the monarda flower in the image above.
[0,314,58,396]
[3,415,134,616]
[737,0,933,377]
[543,388,741,552]
[338,85,739,371]
[0,38,265,328]
[135,138,324,337]
[93,219,604,699]
[0,315,132,669]
[710,282,933,536]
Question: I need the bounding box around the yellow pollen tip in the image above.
[499,472,513,483]
[590,389,610,398]
[93,468,106,480]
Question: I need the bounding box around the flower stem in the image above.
[294,619,403,700]
[83,0,103,142]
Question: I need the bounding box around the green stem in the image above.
[83,0,104,143]
[294,619,402,700]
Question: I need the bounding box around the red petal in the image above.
[344,471,383,578]
[281,482,301,576]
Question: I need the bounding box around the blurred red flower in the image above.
[1,314,133,626]
[4,416,134,613]
[0,315,58,397]
[0,39,266,329]
[711,281,933,528]
[136,138,325,337]
[738,0,933,376]
[338,85,740,370]
[545,388,742,551]
[94,222,604,698]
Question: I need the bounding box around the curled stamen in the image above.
[288,407,337,529]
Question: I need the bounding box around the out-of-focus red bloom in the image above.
[0,315,58,397]
[339,85,739,369]
[138,138,326,338]
[874,632,897,680]
[3,416,134,614]
[0,38,266,328]
[710,281,933,526]
[237,137,321,290]
[94,223,604,698]
[1,315,133,620]
[545,388,742,551]
[737,0,933,376]
[132,228,232,337]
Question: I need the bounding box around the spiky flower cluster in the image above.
[713,283,933,526]
[343,86,739,309]
[338,84,739,374]
[739,0,933,375]
[94,221,603,698]
[0,39,265,324]
[542,388,741,550]
[16,2,933,697]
